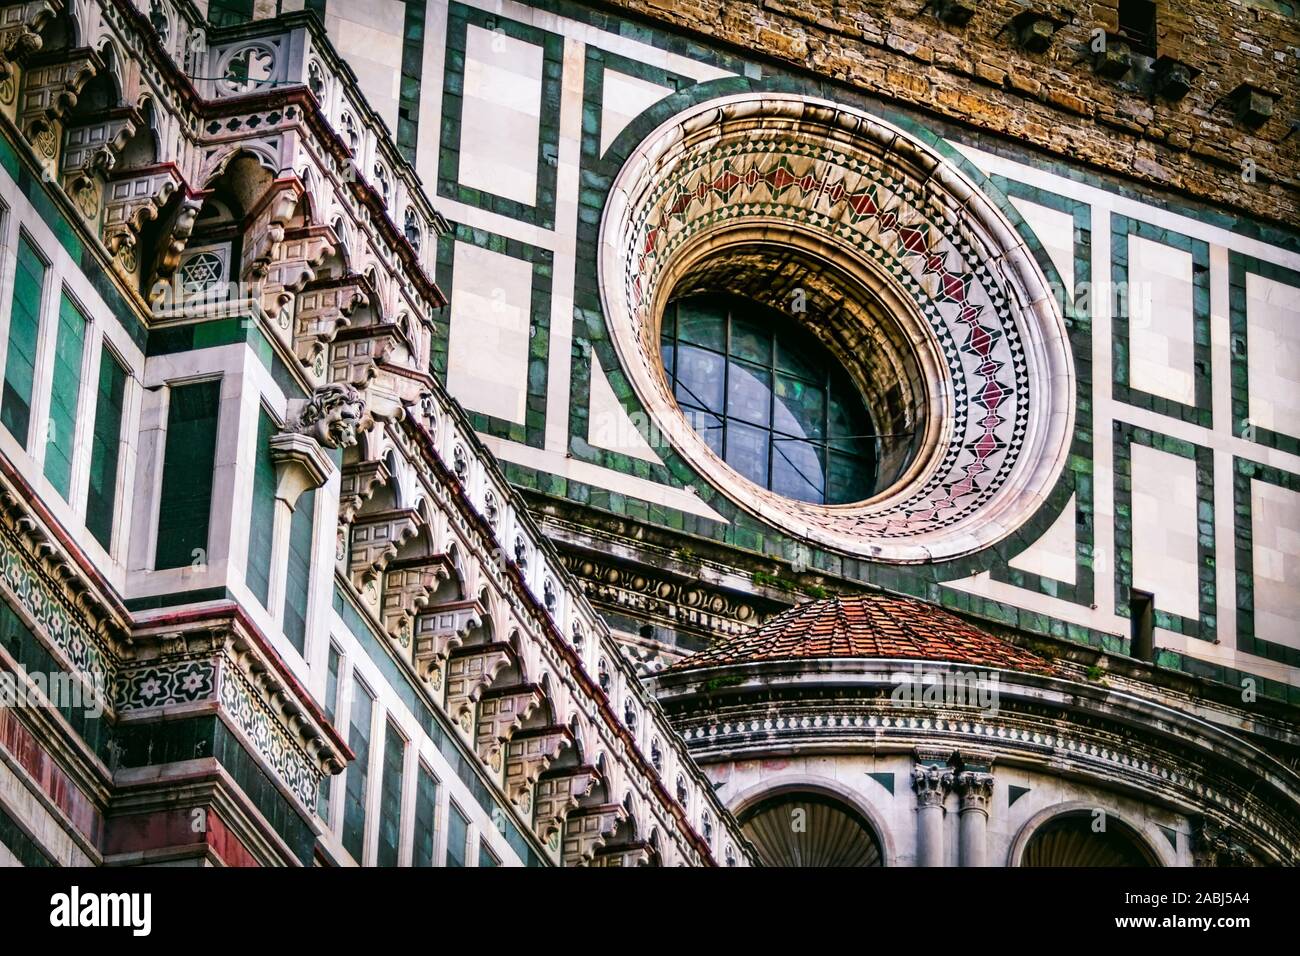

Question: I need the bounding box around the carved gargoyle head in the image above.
[296,382,366,449]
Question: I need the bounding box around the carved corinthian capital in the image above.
[954,771,996,814]
[912,764,953,809]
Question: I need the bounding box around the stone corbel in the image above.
[101,163,187,275]
[444,642,513,735]
[475,683,542,772]
[241,176,304,285]
[294,276,369,379]
[533,765,598,851]
[60,106,138,217]
[562,802,627,867]
[268,431,334,512]
[348,506,421,595]
[0,2,56,89]
[17,47,99,166]
[261,224,337,330]
[149,190,205,291]
[380,556,451,648]
[412,596,483,688]
[338,457,389,528]
[504,725,572,811]
[327,322,403,390]
[591,842,652,867]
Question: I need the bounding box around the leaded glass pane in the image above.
[661,294,879,505]
[726,361,771,427]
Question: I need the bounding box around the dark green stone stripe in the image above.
[396,0,428,166]
[1,233,45,448]
[0,800,55,866]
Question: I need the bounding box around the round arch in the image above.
[728,774,895,867]
[1008,801,1172,867]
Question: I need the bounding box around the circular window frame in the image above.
[598,93,1074,562]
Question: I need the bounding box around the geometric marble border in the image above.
[987,176,1096,607]
[1229,252,1300,457]
[565,45,695,481]
[1232,456,1300,668]
[436,1,564,230]
[1112,421,1217,643]
[434,222,555,448]
[1110,214,1212,428]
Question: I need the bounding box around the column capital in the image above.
[954,771,996,814]
[912,764,953,809]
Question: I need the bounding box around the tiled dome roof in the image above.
[670,593,1052,674]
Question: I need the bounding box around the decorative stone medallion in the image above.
[599,94,1074,562]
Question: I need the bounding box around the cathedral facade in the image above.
[0,0,1296,867]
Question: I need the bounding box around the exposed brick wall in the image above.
[604,0,1300,230]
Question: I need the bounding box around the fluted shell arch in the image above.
[598,93,1074,562]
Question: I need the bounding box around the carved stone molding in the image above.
[269,431,335,511]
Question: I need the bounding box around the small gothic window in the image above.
[543,578,557,612]
[676,775,688,805]
[149,0,170,44]
[650,737,662,772]
[307,59,326,100]
[373,163,390,203]
[597,657,610,693]
[702,812,713,843]
[623,698,637,730]
[222,45,275,94]
[513,534,528,569]
[404,207,423,252]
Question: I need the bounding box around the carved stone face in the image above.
[300,383,366,449]
[326,397,363,449]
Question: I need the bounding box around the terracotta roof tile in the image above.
[669,594,1051,674]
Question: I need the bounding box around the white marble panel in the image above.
[446,242,533,424]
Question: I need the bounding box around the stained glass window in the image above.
[661,295,878,504]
